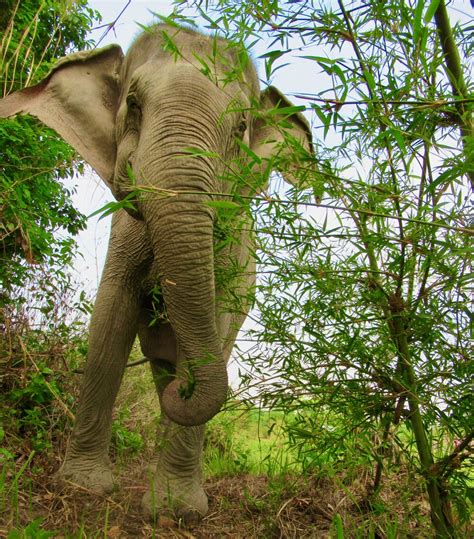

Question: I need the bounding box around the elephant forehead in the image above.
[122,25,259,101]
[127,62,250,115]
[127,25,242,71]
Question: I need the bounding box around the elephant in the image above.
[0,24,312,522]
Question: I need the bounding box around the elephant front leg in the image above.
[141,357,208,524]
[59,279,140,494]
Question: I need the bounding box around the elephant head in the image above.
[0,25,313,426]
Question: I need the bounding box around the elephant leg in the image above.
[59,279,140,493]
[59,211,150,494]
[138,322,207,524]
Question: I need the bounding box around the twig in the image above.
[94,0,132,49]
[73,356,150,374]
[429,430,474,478]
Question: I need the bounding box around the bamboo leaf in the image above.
[206,200,240,210]
[265,105,306,116]
[413,0,424,41]
[183,147,220,159]
[235,137,262,163]
[424,0,441,24]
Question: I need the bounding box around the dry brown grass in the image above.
[1,449,436,538]
[0,354,438,537]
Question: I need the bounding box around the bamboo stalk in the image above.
[435,0,474,191]
[390,305,454,538]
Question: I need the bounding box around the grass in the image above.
[204,406,292,477]
[1,358,468,537]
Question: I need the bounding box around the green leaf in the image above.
[126,162,137,184]
[331,63,347,84]
[266,105,306,117]
[193,53,212,77]
[206,200,240,210]
[427,167,459,194]
[413,0,424,41]
[312,179,325,204]
[259,49,288,60]
[235,137,262,163]
[299,55,337,65]
[148,12,184,28]
[312,104,331,139]
[424,0,441,24]
[183,147,220,159]
[88,192,139,220]
[332,513,344,538]
[388,127,407,153]
[364,70,376,93]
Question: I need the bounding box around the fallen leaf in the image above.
[158,515,176,528]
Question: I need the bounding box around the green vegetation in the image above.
[1,0,472,537]
[172,0,473,536]
[205,406,289,476]
[0,377,437,536]
[0,0,98,480]
[0,0,99,471]
[0,0,100,298]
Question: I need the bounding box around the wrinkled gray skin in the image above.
[0,25,311,522]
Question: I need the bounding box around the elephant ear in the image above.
[0,45,124,189]
[251,86,313,188]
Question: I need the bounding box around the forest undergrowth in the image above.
[1,352,437,539]
[0,284,446,538]
[0,272,469,537]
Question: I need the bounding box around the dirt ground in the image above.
[1,451,436,538]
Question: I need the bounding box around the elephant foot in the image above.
[58,456,115,495]
[142,476,208,525]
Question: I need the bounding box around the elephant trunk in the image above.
[134,75,232,426]
[142,193,227,427]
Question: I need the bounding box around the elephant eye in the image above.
[126,94,142,131]
[235,118,247,137]
[126,94,141,115]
